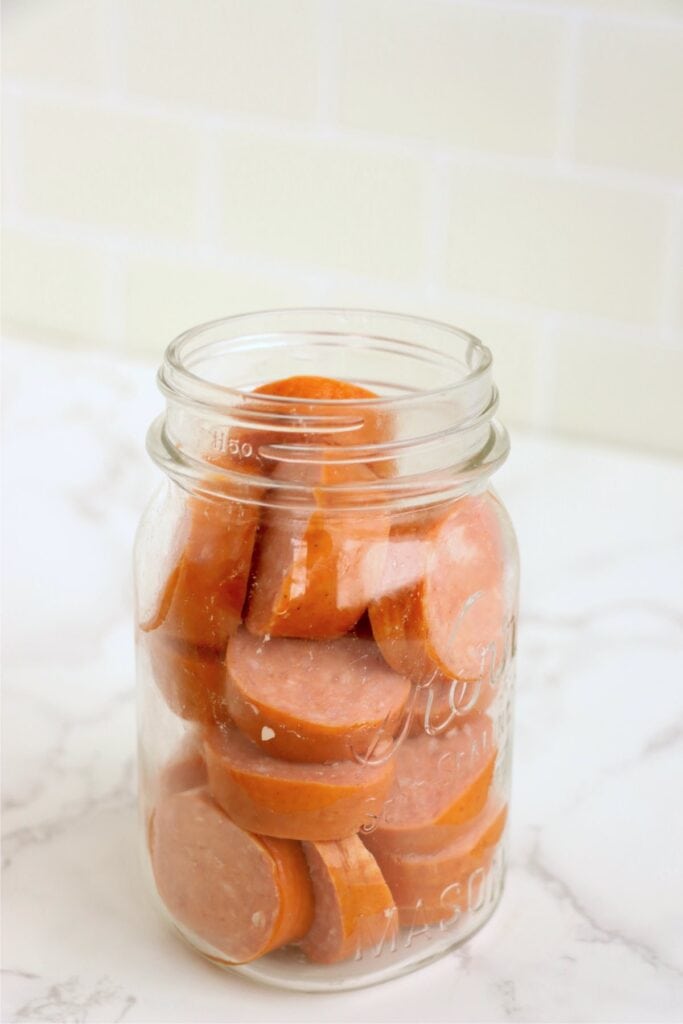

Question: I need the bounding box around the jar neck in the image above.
[147,309,510,511]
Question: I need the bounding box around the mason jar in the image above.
[134,309,518,991]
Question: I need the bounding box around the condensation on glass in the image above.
[134,310,519,991]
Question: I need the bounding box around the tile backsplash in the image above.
[2,0,682,454]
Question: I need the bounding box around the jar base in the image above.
[230,879,505,992]
[157,862,505,992]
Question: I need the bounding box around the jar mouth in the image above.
[151,308,509,510]
[161,307,492,410]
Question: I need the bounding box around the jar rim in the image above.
[161,307,493,411]
[151,308,509,510]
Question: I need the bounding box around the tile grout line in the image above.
[5,76,680,199]
[428,0,683,31]
[2,203,671,344]
[5,205,677,347]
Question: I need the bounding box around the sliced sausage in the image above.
[225,629,410,763]
[300,836,398,964]
[204,721,395,841]
[158,735,208,798]
[366,800,507,927]
[362,715,495,857]
[145,734,208,854]
[141,469,262,651]
[149,787,314,963]
[245,460,389,640]
[369,494,507,684]
[253,375,391,455]
[146,633,226,724]
[226,375,394,478]
[407,673,495,737]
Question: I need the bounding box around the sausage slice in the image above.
[362,716,495,857]
[225,630,410,762]
[150,787,313,963]
[369,494,506,684]
[407,673,495,737]
[245,460,389,640]
[300,836,398,964]
[204,721,395,841]
[157,734,208,798]
[366,800,507,927]
[146,634,226,724]
[226,374,394,479]
[141,469,262,651]
[252,375,392,457]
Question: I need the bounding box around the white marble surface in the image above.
[3,338,683,1024]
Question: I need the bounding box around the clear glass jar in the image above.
[135,309,518,991]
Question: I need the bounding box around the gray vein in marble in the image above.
[2,757,135,871]
[525,840,683,979]
[11,975,136,1024]
[641,719,683,758]
[496,977,524,1022]
[66,433,145,524]
[2,687,135,824]
[2,720,71,814]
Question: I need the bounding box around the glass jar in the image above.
[135,309,518,991]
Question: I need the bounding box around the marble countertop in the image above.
[3,339,683,1024]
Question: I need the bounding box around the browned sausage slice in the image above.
[251,375,393,466]
[141,469,262,651]
[300,836,398,964]
[225,374,395,479]
[204,721,395,841]
[149,787,313,963]
[407,673,495,737]
[245,460,389,640]
[225,630,410,762]
[146,633,226,723]
[157,734,208,798]
[369,494,507,684]
[367,800,507,927]
[362,715,495,857]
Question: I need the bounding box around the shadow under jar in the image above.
[134,309,519,991]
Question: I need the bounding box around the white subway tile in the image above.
[316,277,425,317]
[546,326,683,455]
[20,102,201,239]
[338,0,563,157]
[122,0,319,122]
[431,305,545,430]
[123,255,318,357]
[2,230,107,345]
[315,278,545,429]
[217,133,426,280]
[575,20,683,178]
[445,165,669,324]
[2,0,110,91]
